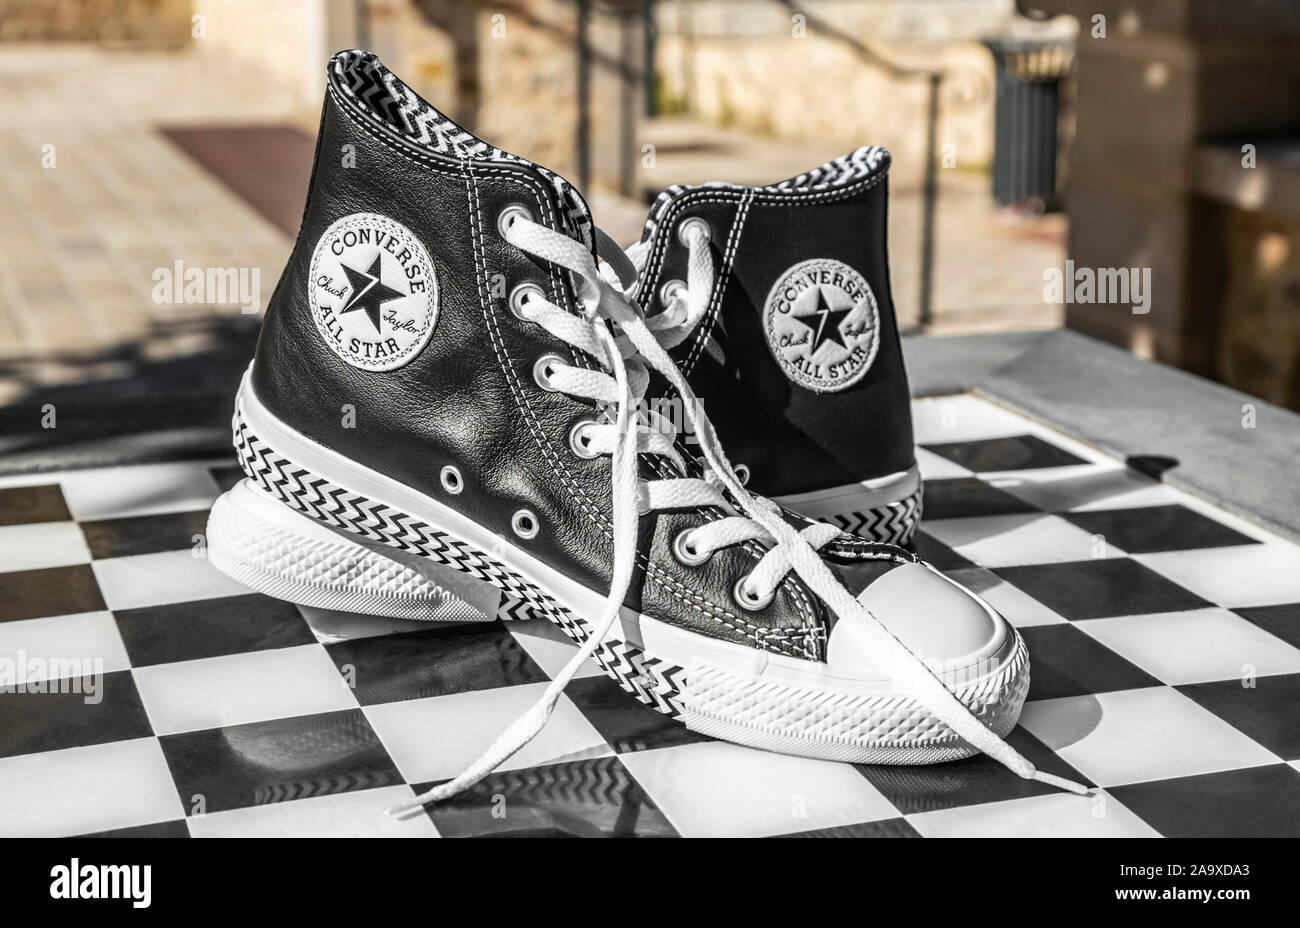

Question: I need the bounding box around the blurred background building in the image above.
[0,0,1297,468]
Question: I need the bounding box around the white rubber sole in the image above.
[210,370,1026,763]
[208,479,500,622]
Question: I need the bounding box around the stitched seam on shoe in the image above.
[464,165,798,653]
[634,169,889,309]
[682,188,753,377]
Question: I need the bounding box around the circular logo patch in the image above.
[308,212,438,371]
[762,258,880,393]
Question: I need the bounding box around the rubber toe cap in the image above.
[828,562,1014,685]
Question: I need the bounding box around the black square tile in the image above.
[910,529,974,571]
[0,484,71,527]
[994,558,1210,621]
[78,820,191,838]
[920,477,1040,521]
[565,674,713,753]
[159,709,401,814]
[1234,603,1300,651]
[1111,764,1300,837]
[415,755,678,838]
[1062,505,1258,554]
[1019,624,1162,699]
[1179,673,1300,761]
[0,565,106,623]
[324,622,547,706]
[209,465,244,492]
[777,818,920,838]
[855,727,1093,814]
[0,670,152,758]
[81,509,212,559]
[922,434,1087,473]
[114,593,316,667]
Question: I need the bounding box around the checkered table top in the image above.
[2,394,1299,837]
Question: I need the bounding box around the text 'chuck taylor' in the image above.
[207,50,1088,808]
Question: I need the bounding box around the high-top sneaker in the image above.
[208,50,1084,804]
[622,149,920,545]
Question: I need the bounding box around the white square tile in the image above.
[915,446,972,481]
[1019,687,1279,787]
[923,513,1122,567]
[0,738,183,837]
[0,521,90,572]
[364,682,609,784]
[1079,608,1300,686]
[59,462,221,521]
[911,395,1029,444]
[619,741,897,837]
[133,644,356,735]
[990,464,1176,513]
[509,620,603,680]
[908,790,1158,838]
[187,785,439,837]
[0,611,130,681]
[1136,544,1300,609]
[91,549,249,610]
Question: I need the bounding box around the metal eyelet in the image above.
[532,354,566,392]
[733,463,750,486]
[569,420,599,459]
[497,203,533,239]
[676,216,711,247]
[509,282,545,320]
[672,529,711,566]
[440,465,464,494]
[511,509,540,540]
[734,577,775,611]
[658,278,686,308]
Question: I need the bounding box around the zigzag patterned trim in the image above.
[232,405,687,718]
[642,145,889,240]
[822,483,923,545]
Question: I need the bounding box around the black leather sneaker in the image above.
[624,151,921,544]
[207,50,1084,804]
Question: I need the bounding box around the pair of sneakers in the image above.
[207,50,1084,808]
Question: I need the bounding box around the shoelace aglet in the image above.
[1029,768,1092,796]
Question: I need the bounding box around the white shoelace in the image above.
[620,225,722,360]
[390,218,1088,814]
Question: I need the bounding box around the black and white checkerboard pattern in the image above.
[3,394,1300,837]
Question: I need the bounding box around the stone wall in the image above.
[0,0,192,45]
[1215,206,1300,410]
[652,0,1036,180]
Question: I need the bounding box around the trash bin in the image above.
[984,37,1073,211]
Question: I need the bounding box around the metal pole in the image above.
[642,0,657,117]
[575,0,592,193]
[619,9,638,198]
[919,72,940,330]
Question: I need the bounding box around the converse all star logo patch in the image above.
[762,258,879,393]
[308,213,438,371]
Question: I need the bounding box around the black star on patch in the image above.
[792,288,853,354]
[339,254,407,333]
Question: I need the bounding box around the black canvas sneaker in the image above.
[622,150,921,544]
[207,50,1084,804]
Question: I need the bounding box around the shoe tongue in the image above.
[330,50,595,252]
